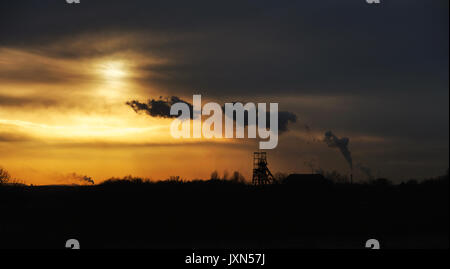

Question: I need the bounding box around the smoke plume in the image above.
[127,96,297,134]
[68,173,95,185]
[277,111,297,134]
[356,163,373,180]
[324,131,352,169]
[223,102,297,134]
[126,96,193,119]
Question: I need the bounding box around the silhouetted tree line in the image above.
[0,167,10,184]
[0,165,448,187]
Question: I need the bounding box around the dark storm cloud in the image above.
[294,91,449,142]
[1,0,447,96]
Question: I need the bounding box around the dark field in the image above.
[0,175,448,249]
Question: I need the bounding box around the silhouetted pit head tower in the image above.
[252,152,275,185]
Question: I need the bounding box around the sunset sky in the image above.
[0,0,448,185]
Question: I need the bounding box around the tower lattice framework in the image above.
[252,152,275,185]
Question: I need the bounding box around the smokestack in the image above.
[323,131,353,182]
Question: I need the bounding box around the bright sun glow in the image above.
[100,61,127,79]
[96,60,130,99]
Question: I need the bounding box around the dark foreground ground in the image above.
[0,175,448,249]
